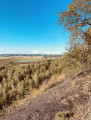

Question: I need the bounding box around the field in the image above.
[0,56,58,67]
[0,59,13,67]
[0,56,43,67]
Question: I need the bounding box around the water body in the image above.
[15,60,41,63]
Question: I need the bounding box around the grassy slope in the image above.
[2,74,91,120]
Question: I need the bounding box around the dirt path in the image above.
[2,76,91,120]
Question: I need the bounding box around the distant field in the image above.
[0,57,41,67]
[0,59,13,67]
[0,56,43,60]
[0,56,59,67]
[0,56,42,66]
[0,56,51,67]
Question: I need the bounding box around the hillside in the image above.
[0,50,91,120]
[2,72,91,120]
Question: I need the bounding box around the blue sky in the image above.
[0,0,72,54]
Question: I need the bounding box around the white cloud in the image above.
[43,51,61,55]
[33,51,40,54]
[42,49,66,55]
[53,52,61,55]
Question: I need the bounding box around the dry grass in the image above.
[72,99,91,120]
[31,74,65,98]
[0,74,65,117]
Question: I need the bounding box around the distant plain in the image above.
[0,56,43,67]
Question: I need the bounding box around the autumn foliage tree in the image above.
[58,0,91,51]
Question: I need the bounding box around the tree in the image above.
[58,0,91,49]
[83,27,91,53]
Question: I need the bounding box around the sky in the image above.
[0,0,73,54]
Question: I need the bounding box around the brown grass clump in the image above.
[31,74,65,98]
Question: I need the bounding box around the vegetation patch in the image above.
[56,111,74,119]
